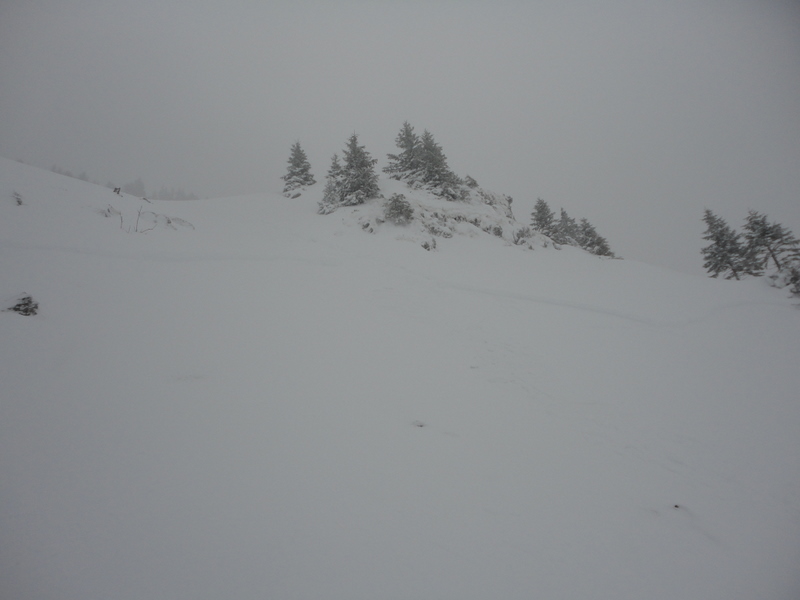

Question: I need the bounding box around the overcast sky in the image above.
[1,0,799,274]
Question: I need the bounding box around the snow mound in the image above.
[316,177,552,252]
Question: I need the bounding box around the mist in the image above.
[1,0,799,274]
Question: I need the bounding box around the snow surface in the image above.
[1,158,799,600]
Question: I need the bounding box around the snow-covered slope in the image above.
[1,158,799,600]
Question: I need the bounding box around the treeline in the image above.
[701,209,800,298]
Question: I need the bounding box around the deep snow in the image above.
[1,158,799,600]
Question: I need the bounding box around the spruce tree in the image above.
[384,122,421,182]
[340,133,380,206]
[384,193,414,225]
[552,208,579,246]
[742,210,800,274]
[701,209,745,280]
[530,198,556,238]
[578,218,614,257]
[417,129,461,199]
[594,234,614,258]
[281,141,315,196]
[384,125,463,199]
[318,154,344,215]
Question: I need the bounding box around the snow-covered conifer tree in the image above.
[340,133,380,206]
[552,208,579,246]
[281,142,315,196]
[417,129,462,199]
[319,135,379,214]
[384,193,414,225]
[384,125,463,199]
[578,218,614,257]
[701,209,746,280]
[317,154,344,215]
[530,198,556,238]
[742,210,800,274]
[384,122,421,183]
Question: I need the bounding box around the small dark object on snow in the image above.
[5,295,38,316]
[412,420,425,428]
[674,504,680,509]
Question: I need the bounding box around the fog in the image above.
[1,0,799,274]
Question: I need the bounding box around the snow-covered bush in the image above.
[787,266,800,300]
[384,193,414,225]
[5,294,38,316]
[513,226,532,245]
